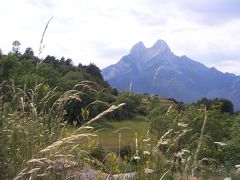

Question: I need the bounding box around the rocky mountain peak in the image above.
[102,39,240,110]
[150,39,172,55]
[129,40,173,63]
[152,39,168,49]
[130,41,146,54]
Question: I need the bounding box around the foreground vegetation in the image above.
[0,45,240,179]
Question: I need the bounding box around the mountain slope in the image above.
[102,40,240,110]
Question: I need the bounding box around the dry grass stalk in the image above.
[192,106,208,177]
[84,103,125,126]
[160,169,170,180]
[38,17,53,57]
[50,81,96,121]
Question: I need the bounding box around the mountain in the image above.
[102,39,240,110]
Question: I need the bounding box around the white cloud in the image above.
[0,0,240,75]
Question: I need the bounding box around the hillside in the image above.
[1,46,240,179]
[102,40,240,110]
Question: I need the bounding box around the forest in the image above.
[0,43,240,179]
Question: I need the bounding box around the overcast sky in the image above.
[1,0,240,75]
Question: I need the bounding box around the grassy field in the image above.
[92,116,152,151]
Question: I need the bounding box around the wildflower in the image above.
[235,164,240,169]
[143,151,150,155]
[214,142,227,146]
[176,151,184,159]
[133,155,140,160]
[144,168,154,174]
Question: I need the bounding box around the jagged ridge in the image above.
[102,40,240,110]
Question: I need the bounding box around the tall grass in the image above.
[14,103,125,180]
[0,80,124,179]
[1,77,229,179]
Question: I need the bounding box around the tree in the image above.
[113,92,142,119]
[78,63,83,69]
[60,57,66,65]
[196,98,233,114]
[23,47,34,57]
[65,58,73,66]
[0,54,19,81]
[84,63,103,80]
[43,55,60,68]
[219,99,234,114]
[12,40,21,55]
[43,55,56,64]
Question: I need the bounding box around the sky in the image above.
[0,0,240,75]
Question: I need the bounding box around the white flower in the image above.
[143,151,150,155]
[144,168,154,174]
[235,164,240,169]
[133,155,140,160]
[214,142,227,146]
